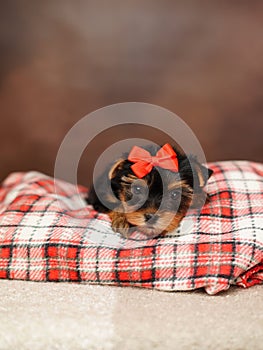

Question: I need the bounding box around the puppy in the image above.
[86,143,213,238]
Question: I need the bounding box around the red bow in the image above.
[128,143,179,178]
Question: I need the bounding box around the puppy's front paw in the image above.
[109,211,131,238]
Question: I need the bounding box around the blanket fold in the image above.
[0,161,262,295]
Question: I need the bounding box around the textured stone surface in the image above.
[0,280,262,350]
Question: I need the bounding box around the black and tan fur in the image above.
[86,145,213,238]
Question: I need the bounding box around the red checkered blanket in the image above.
[0,161,263,295]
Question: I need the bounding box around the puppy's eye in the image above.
[170,190,179,200]
[131,180,147,197]
[132,185,143,195]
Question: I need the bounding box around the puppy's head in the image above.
[100,144,213,236]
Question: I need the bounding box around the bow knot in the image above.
[128,144,179,178]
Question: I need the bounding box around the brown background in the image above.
[1,1,263,186]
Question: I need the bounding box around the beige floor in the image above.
[0,280,262,350]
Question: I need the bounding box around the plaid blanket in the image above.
[0,161,262,295]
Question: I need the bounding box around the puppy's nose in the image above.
[144,213,158,222]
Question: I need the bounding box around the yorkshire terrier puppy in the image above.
[86,143,213,238]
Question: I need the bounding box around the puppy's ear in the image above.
[108,159,125,179]
[86,184,110,213]
[86,160,125,213]
[179,156,213,190]
[191,158,213,189]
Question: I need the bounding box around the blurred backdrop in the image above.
[1,0,263,185]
